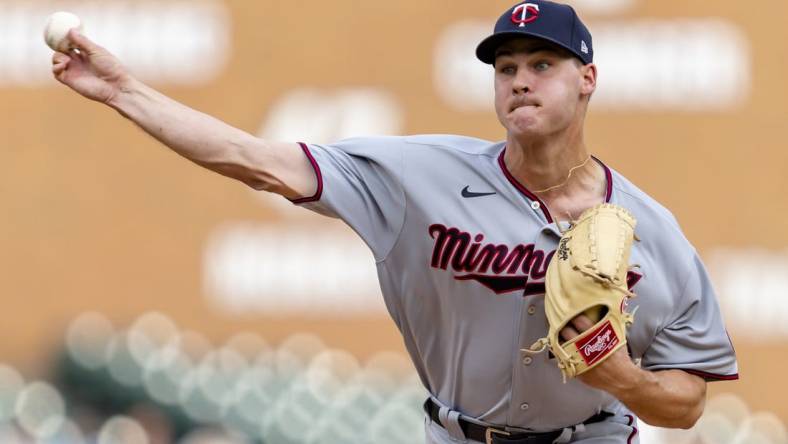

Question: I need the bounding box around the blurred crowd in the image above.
[0,312,425,443]
[0,312,784,444]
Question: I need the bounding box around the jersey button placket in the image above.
[511,296,544,423]
[511,228,548,425]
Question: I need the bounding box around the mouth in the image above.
[510,101,540,112]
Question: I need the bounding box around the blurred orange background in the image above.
[1,0,786,441]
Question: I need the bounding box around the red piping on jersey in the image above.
[289,142,323,204]
[497,149,553,222]
[625,415,638,444]
[599,156,613,202]
[496,148,614,223]
[677,369,740,381]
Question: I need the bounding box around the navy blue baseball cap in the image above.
[476,1,593,65]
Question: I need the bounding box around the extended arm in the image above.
[562,316,706,429]
[51,30,315,199]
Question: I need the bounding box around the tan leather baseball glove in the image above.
[526,203,638,382]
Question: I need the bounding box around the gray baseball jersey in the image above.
[289,135,738,443]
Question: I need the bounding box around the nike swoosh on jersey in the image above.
[461,186,497,198]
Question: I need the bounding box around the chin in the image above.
[506,107,542,128]
[507,116,544,138]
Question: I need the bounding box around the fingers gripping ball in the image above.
[526,204,638,382]
[44,11,83,52]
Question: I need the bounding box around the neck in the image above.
[504,125,596,191]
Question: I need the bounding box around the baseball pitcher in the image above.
[51,1,738,443]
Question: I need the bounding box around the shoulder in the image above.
[402,134,499,156]
[608,167,698,266]
[317,134,496,154]
[314,135,501,166]
[609,168,682,234]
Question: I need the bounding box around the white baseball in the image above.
[43,11,84,52]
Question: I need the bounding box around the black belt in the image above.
[425,398,613,444]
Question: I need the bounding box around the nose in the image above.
[512,69,532,94]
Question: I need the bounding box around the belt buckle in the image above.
[485,427,511,444]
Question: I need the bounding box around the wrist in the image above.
[106,75,140,111]
[107,76,148,118]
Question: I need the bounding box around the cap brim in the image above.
[475,31,583,65]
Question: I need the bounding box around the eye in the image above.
[534,61,551,71]
[497,64,516,75]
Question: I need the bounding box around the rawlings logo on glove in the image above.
[577,321,618,365]
[525,203,638,382]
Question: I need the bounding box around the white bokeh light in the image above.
[14,382,66,439]
[259,88,403,144]
[128,312,179,365]
[97,416,149,444]
[707,248,788,340]
[203,222,385,316]
[65,312,115,370]
[433,19,750,112]
[0,1,231,87]
[0,365,24,423]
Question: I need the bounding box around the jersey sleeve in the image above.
[640,253,739,381]
[290,137,406,261]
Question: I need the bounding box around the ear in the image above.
[579,63,597,96]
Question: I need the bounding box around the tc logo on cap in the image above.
[511,3,540,27]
